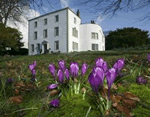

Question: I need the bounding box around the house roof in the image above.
[28,7,81,21]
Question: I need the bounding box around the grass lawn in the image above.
[0,50,150,117]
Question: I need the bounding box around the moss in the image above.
[132,105,150,117]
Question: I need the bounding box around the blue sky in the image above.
[32,0,150,32]
[7,0,150,48]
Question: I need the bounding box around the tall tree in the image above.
[76,0,150,22]
[105,27,150,50]
[0,0,60,27]
[0,23,24,53]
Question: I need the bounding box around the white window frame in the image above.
[54,27,59,36]
[55,15,59,22]
[91,32,98,39]
[44,18,47,25]
[31,44,34,52]
[34,31,37,40]
[43,29,47,38]
[54,41,59,50]
[92,44,98,50]
[34,21,37,28]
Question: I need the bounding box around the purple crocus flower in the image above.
[64,69,70,81]
[58,60,66,71]
[32,69,36,75]
[49,63,56,77]
[95,57,104,67]
[81,62,88,76]
[92,66,105,88]
[33,61,36,68]
[136,76,148,85]
[106,68,117,99]
[57,69,64,83]
[7,78,13,83]
[70,62,79,78]
[47,84,58,90]
[113,59,125,73]
[103,61,108,73]
[147,53,150,62]
[88,71,101,94]
[50,99,60,107]
[29,64,35,71]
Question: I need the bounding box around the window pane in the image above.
[96,44,98,50]
[55,15,59,22]
[35,22,37,27]
[92,33,95,39]
[32,45,34,52]
[34,32,37,39]
[92,44,95,50]
[37,44,40,52]
[95,33,98,39]
[44,19,47,25]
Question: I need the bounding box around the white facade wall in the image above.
[28,7,105,55]
[28,9,67,55]
[68,9,81,52]
[80,24,105,51]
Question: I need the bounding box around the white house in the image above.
[28,7,105,55]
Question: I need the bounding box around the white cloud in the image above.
[60,0,69,8]
[96,14,104,24]
[7,9,40,49]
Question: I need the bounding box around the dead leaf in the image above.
[50,90,59,96]
[113,102,117,107]
[111,95,122,103]
[14,82,25,88]
[15,89,19,95]
[112,84,117,90]
[122,68,127,72]
[116,103,131,117]
[8,95,23,104]
[117,83,122,87]
[122,98,136,109]
[74,78,78,83]
[124,92,140,102]
[148,68,150,72]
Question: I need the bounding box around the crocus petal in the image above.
[29,64,34,71]
[103,61,108,73]
[70,62,78,77]
[64,69,70,81]
[74,62,79,77]
[58,60,66,71]
[50,99,60,107]
[33,61,36,68]
[136,76,147,85]
[57,69,64,83]
[49,63,55,77]
[147,53,150,62]
[106,68,117,99]
[113,59,125,72]
[81,62,88,76]
[92,66,105,88]
[32,69,36,75]
[95,57,104,67]
[7,78,13,83]
[47,84,58,90]
[88,71,101,94]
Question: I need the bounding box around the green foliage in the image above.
[0,23,24,54]
[106,27,150,50]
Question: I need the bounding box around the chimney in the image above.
[76,9,80,18]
